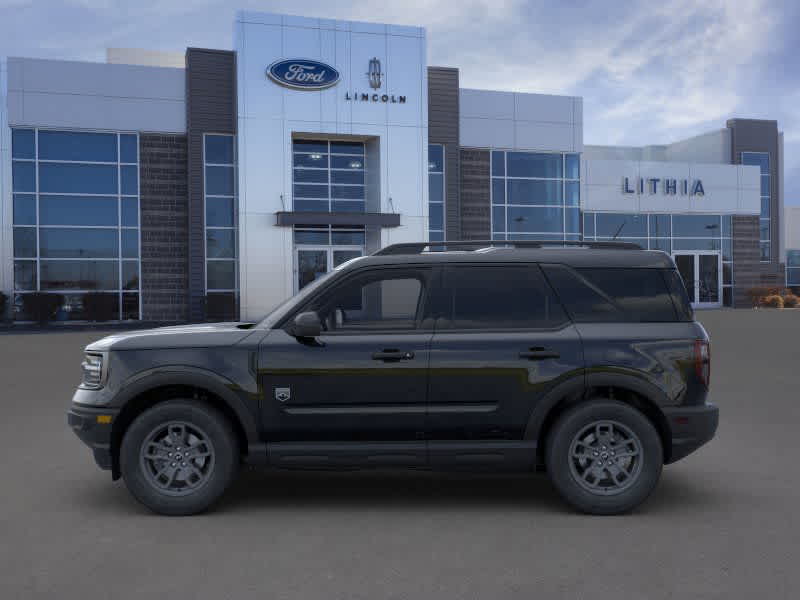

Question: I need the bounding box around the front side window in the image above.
[310,270,429,332]
[440,265,567,330]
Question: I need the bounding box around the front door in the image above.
[674,252,721,308]
[426,264,584,465]
[259,266,434,446]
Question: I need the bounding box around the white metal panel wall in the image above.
[6,58,185,133]
[235,11,429,320]
[459,88,582,152]
[582,157,760,215]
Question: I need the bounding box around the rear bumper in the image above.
[67,404,120,471]
[663,402,719,463]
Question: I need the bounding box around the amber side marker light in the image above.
[96,415,113,424]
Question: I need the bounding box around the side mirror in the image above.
[291,311,322,338]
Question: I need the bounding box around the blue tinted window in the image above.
[759,220,770,240]
[294,230,329,244]
[12,162,36,192]
[294,184,328,199]
[565,181,579,206]
[38,131,117,162]
[428,145,444,172]
[206,197,234,227]
[331,155,362,169]
[583,213,595,238]
[722,238,732,261]
[595,213,647,237]
[492,207,505,232]
[121,165,138,195]
[331,185,364,200]
[120,135,138,163]
[721,215,732,237]
[787,250,800,268]
[294,153,329,168]
[331,230,365,245]
[741,152,769,174]
[14,228,37,258]
[673,214,721,237]
[121,229,139,258]
[507,152,562,178]
[429,231,445,242]
[760,175,770,197]
[12,129,35,159]
[13,194,36,225]
[294,169,328,184]
[40,260,118,291]
[650,238,671,253]
[330,141,364,155]
[492,179,505,205]
[14,261,37,291]
[293,140,328,154]
[649,214,671,237]
[121,198,139,226]
[205,135,234,164]
[332,200,365,212]
[39,163,118,194]
[40,195,118,226]
[332,170,364,185]
[206,166,235,195]
[761,197,770,218]
[672,238,721,251]
[565,154,580,179]
[122,261,139,290]
[39,228,118,258]
[207,260,236,290]
[294,199,328,212]
[491,151,505,177]
[429,203,444,231]
[507,206,564,233]
[206,229,236,258]
[507,179,562,205]
[429,173,444,203]
[565,207,580,233]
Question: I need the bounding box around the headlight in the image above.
[80,352,107,389]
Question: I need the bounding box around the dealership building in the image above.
[0,10,791,322]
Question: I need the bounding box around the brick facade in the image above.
[459,149,491,239]
[139,134,189,322]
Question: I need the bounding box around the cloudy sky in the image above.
[2,0,798,203]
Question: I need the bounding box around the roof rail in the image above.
[373,239,642,256]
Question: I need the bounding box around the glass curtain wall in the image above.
[428,144,445,241]
[292,140,365,212]
[741,152,771,261]
[787,250,800,287]
[582,212,734,306]
[204,134,238,317]
[491,151,580,241]
[11,128,140,320]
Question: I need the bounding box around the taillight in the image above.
[694,339,710,388]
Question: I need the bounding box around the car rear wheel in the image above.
[545,400,663,515]
[120,400,239,516]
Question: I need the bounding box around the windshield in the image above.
[256,255,367,328]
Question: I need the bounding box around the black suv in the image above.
[68,240,717,516]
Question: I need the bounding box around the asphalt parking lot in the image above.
[1,309,799,599]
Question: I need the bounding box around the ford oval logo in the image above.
[267,59,340,90]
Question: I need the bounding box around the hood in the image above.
[85,322,259,352]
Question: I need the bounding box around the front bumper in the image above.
[67,404,120,471]
[663,402,719,463]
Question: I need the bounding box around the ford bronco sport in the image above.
[68,240,717,515]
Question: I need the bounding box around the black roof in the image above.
[346,241,675,270]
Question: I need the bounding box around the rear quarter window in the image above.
[542,265,686,323]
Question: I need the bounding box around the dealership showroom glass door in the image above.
[295,247,363,291]
[674,252,722,308]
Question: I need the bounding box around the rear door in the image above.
[426,263,584,461]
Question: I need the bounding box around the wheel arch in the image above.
[526,372,673,464]
[109,369,259,479]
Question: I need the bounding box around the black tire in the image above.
[120,400,239,516]
[545,400,663,515]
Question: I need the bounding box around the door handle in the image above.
[519,347,560,360]
[372,349,415,361]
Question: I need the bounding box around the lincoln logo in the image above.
[266,59,340,90]
[367,57,382,89]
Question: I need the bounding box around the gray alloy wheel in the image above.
[567,420,643,495]
[139,421,216,497]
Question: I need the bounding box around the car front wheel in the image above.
[545,400,663,515]
[120,400,239,516]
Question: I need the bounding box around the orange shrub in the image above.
[763,295,784,308]
[782,294,799,308]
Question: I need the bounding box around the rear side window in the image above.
[542,265,682,322]
[440,265,568,329]
[662,269,694,321]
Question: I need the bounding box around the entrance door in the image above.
[295,246,363,291]
[674,252,721,308]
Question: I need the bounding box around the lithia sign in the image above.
[267,57,407,103]
[623,177,705,196]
